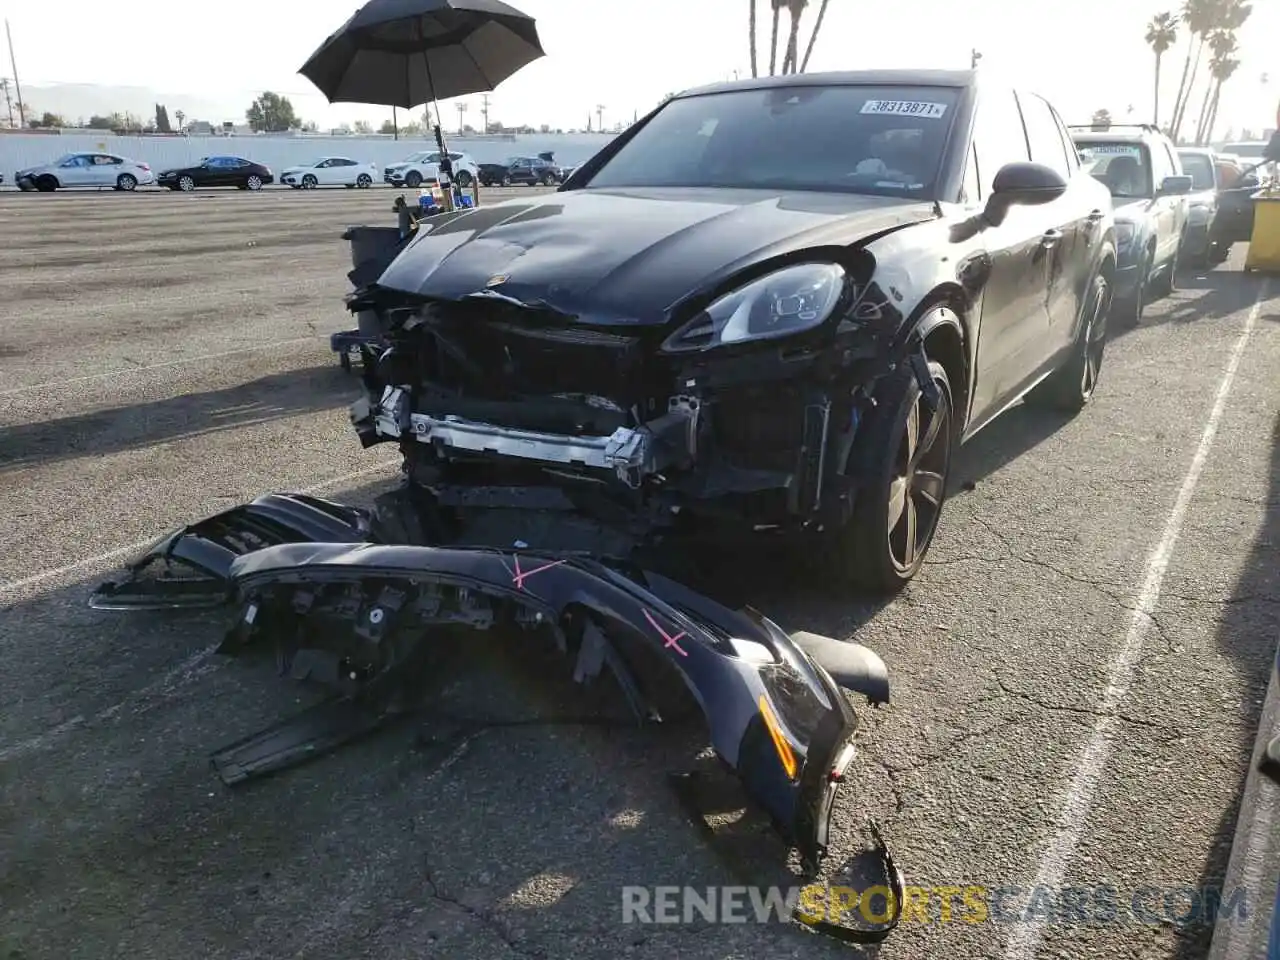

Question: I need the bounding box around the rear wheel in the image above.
[1026,269,1111,413]
[116,174,137,191]
[824,355,954,594]
[502,175,513,187]
[541,173,556,186]
[1115,246,1152,327]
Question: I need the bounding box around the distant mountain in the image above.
[18,83,239,126]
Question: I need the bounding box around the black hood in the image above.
[376,187,938,324]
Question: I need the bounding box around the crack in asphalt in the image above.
[984,673,1179,734]
[421,853,546,959]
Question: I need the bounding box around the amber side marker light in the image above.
[758,694,799,780]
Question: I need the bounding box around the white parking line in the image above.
[0,459,400,597]
[1003,277,1271,960]
[0,337,321,398]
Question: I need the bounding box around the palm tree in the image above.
[1201,53,1240,145]
[1145,12,1179,127]
[1169,0,1219,140]
[1193,1,1251,142]
[798,0,831,73]
[768,0,784,75]
[749,0,759,78]
[1194,29,1234,142]
[780,0,808,74]
[1091,108,1113,129]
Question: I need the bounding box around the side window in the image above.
[972,87,1031,199]
[1148,142,1172,182]
[1017,92,1071,179]
[1047,103,1079,173]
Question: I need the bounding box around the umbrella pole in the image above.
[393,106,398,140]
[417,32,455,213]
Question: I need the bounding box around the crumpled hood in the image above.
[375,187,938,324]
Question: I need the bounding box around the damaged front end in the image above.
[345,255,912,552]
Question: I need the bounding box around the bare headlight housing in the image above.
[661,263,849,353]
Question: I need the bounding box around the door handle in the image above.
[1041,229,1063,248]
[1085,209,1105,223]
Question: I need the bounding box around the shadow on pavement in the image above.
[0,476,877,960]
[1173,412,1280,960]
[1110,264,1270,344]
[0,364,356,473]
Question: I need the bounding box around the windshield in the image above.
[1078,141,1153,200]
[1225,142,1266,158]
[586,84,961,198]
[1178,152,1215,190]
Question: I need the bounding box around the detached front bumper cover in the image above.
[89,492,901,942]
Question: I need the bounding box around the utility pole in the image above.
[456,101,467,133]
[480,93,490,134]
[5,20,24,128]
[595,104,605,132]
[970,48,982,69]
[0,77,12,128]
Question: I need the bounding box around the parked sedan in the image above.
[156,156,274,191]
[14,153,155,192]
[281,157,378,189]
[348,69,1118,594]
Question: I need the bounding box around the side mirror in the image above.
[983,161,1068,227]
[1158,175,1193,196]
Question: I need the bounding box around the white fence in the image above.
[0,131,618,178]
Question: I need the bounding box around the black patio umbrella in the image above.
[299,0,544,165]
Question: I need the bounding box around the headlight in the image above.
[661,263,848,353]
[1114,222,1136,249]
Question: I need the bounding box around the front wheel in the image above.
[404,171,423,189]
[178,175,196,192]
[824,356,955,594]
[301,174,317,189]
[35,176,58,192]
[246,175,263,191]
[356,173,372,188]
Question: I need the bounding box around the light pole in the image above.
[970,49,982,69]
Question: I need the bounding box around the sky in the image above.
[2,0,1277,137]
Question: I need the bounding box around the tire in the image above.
[301,174,318,189]
[405,170,423,189]
[246,175,263,191]
[1114,246,1152,327]
[178,175,196,192]
[455,170,473,187]
[502,175,513,187]
[356,173,372,188]
[116,174,137,191]
[541,173,556,186]
[823,355,955,594]
[1150,248,1177,297]
[35,176,58,192]
[1025,268,1111,414]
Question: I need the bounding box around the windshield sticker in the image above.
[860,100,948,119]
[1084,144,1142,156]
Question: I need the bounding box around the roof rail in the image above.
[1067,122,1163,133]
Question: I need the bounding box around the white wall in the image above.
[0,131,618,178]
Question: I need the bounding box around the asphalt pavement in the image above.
[1,187,1277,960]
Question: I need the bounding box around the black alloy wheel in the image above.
[826,349,955,594]
[1026,269,1111,412]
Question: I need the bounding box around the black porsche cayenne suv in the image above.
[348,69,1118,594]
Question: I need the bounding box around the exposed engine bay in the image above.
[345,259,926,557]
